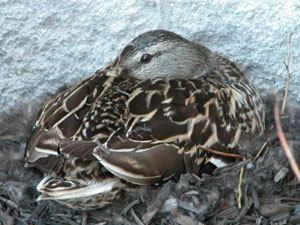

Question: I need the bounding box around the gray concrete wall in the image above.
[1,0,299,113]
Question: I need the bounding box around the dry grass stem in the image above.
[281,33,293,114]
[274,97,300,182]
[238,165,245,209]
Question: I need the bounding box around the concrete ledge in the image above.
[1,0,299,113]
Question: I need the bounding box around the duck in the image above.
[25,29,265,210]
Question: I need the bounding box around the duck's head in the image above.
[112,30,213,79]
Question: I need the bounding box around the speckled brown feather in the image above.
[25,67,182,209]
[121,57,264,164]
[25,69,115,166]
[25,68,136,210]
[91,57,264,179]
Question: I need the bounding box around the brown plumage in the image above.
[25,29,265,210]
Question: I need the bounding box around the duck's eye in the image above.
[140,53,153,63]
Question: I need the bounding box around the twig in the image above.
[142,209,158,225]
[281,33,293,114]
[130,209,145,225]
[56,215,79,225]
[238,165,245,209]
[0,209,14,225]
[243,184,249,207]
[121,199,141,215]
[14,216,28,225]
[198,146,246,159]
[142,181,172,224]
[113,213,132,225]
[253,139,269,162]
[178,200,201,214]
[26,201,47,222]
[236,199,252,221]
[0,196,18,209]
[81,212,88,225]
[251,186,260,210]
[274,96,300,182]
[170,208,198,225]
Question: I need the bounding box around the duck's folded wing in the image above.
[25,70,115,173]
[58,130,182,185]
[94,130,182,185]
[124,76,264,161]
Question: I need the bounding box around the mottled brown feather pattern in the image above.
[26,69,114,165]
[125,66,264,161]
[25,69,136,210]
[78,76,140,142]
[95,57,264,181]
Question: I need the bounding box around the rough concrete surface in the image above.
[1,0,299,113]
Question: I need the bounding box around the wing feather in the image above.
[125,75,264,162]
[25,70,115,172]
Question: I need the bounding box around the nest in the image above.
[0,94,299,225]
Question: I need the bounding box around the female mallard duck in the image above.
[25,30,265,210]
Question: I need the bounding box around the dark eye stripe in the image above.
[140,53,153,63]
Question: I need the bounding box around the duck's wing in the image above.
[59,122,183,185]
[126,76,264,152]
[25,69,116,174]
[94,75,264,180]
[93,132,182,185]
